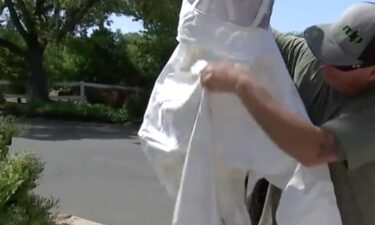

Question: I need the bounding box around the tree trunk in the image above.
[25,46,49,103]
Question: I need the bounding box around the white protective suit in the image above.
[138,0,343,225]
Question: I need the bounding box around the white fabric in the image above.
[138,1,342,225]
[181,0,266,27]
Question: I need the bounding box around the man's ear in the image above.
[369,67,375,81]
[368,67,375,88]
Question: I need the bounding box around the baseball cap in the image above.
[304,1,375,66]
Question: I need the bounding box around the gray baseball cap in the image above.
[304,1,375,66]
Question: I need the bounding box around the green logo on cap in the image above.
[343,25,363,43]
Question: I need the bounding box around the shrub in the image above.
[2,101,129,123]
[0,117,19,158]
[0,116,57,225]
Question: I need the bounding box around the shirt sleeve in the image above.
[322,95,375,171]
[273,30,310,79]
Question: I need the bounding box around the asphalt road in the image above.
[10,119,174,225]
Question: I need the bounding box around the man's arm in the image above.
[234,75,340,166]
[201,61,341,166]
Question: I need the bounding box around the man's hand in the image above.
[200,60,252,93]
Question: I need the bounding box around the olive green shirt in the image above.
[257,32,375,225]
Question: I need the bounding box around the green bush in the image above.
[2,101,130,123]
[0,117,19,158]
[0,117,57,225]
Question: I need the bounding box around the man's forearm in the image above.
[234,76,340,166]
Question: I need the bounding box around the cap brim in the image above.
[304,24,362,66]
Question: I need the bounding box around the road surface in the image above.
[10,119,173,225]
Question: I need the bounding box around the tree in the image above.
[123,32,174,79]
[121,0,180,34]
[47,28,139,85]
[0,0,120,102]
[0,28,27,90]
[121,0,181,80]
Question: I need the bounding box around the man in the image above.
[200,2,375,225]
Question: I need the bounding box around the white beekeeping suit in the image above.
[138,1,343,225]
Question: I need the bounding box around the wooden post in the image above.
[80,81,85,101]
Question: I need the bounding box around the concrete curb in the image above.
[55,214,105,225]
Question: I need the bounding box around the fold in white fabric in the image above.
[139,1,342,225]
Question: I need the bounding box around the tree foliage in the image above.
[120,0,180,34]
[46,28,139,85]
